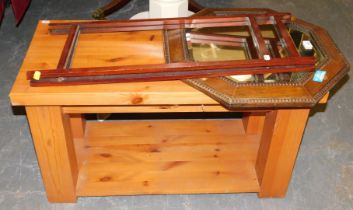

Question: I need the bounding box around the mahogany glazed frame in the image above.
[27,12,316,87]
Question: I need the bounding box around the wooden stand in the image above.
[25,105,309,202]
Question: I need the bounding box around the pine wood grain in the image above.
[76,119,261,196]
[63,105,230,113]
[69,114,86,169]
[71,30,165,68]
[242,112,265,134]
[69,114,86,139]
[255,109,310,197]
[87,119,245,137]
[26,106,78,202]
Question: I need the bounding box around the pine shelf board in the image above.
[75,119,261,196]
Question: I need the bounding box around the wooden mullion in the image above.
[255,74,265,83]
[163,29,171,63]
[166,29,188,63]
[57,25,80,69]
[246,37,259,59]
[248,16,270,59]
[268,40,281,58]
[274,16,299,57]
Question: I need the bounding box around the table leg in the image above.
[26,106,78,203]
[69,114,86,139]
[242,112,265,134]
[69,114,87,169]
[255,109,310,197]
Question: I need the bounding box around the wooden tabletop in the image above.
[9,21,217,106]
[9,19,346,108]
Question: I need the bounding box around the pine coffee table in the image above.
[9,8,349,203]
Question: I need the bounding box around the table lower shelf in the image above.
[74,119,261,196]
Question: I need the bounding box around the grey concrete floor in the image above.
[0,0,353,209]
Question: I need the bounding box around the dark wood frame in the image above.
[27,12,316,86]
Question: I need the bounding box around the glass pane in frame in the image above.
[186,26,253,62]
